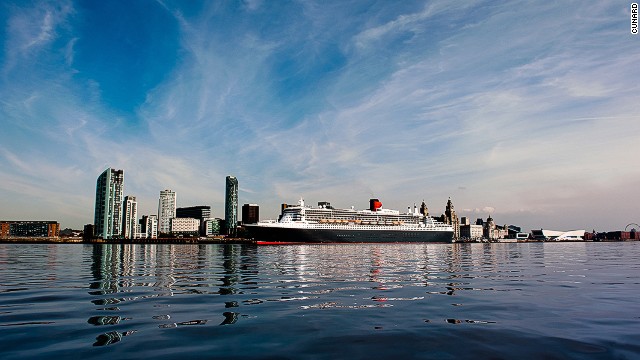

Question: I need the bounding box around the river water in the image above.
[1,242,639,359]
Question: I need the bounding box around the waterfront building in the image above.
[602,231,639,240]
[140,215,158,239]
[83,224,94,241]
[531,229,585,241]
[158,189,176,235]
[444,198,460,240]
[94,168,124,239]
[170,218,200,237]
[242,204,259,224]
[122,195,138,239]
[177,206,211,235]
[176,206,211,221]
[202,218,223,236]
[0,222,8,238]
[0,221,60,238]
[483,216,508,240]
[225,176,238,236]
[508,225,522,235]
[460,224,484,241]
[506,225,528,240]
[419,201,429,217]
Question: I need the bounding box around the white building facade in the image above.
[170,218,199,236]
[460,224,484,241]
[122,195,138,239]
[140,215,158,239]
[531,229,585,241]
[158,189,176,235]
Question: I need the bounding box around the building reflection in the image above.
[87,243,259,344]
[218,244,239,295]
[84,241,567,345]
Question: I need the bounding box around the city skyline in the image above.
[1,1,639,231]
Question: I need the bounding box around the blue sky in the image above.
[1,0,639,231]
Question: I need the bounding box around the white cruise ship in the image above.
[245,198,454,243]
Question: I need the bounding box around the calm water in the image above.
[1,242,639,359]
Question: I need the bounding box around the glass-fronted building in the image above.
[94,168,124,239]
[225,176,238,236]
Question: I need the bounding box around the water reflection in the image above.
[87,315,125,326]
[88,244,261,345]
[93,330,136,347]
[81,242,640,350]
[3,242,640,357]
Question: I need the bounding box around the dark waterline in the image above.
[1,242,639,359]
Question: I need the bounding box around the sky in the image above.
[1,0,639,231]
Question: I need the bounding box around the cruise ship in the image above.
[245,198,454,243]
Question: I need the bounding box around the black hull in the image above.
[246,226,454,243]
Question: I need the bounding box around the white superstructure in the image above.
[258,198,452,232]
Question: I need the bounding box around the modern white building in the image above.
[158,189,176,235]
[94,168,124,239]
[122,195,138,239]
[170,217,199,236]
[531,229,585,241]
[140,215,158,239]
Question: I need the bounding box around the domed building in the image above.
[483,215,508,240]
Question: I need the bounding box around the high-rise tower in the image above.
[158,189,176,235]
[122,195,138,239]
[94,168,124,239]
[225,176,238,236]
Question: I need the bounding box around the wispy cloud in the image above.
[3,1,74,74]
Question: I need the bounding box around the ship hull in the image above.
[246,225,454,243]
